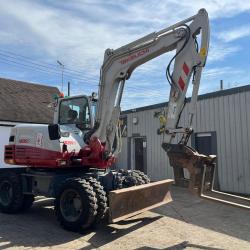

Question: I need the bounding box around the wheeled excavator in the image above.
[1,9,248,232]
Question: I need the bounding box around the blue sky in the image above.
[0,0,250,110]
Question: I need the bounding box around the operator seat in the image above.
[67,109,78,123]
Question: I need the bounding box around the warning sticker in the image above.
[168,103,177,119]
[36,133,43,147]
[200,47,206,58]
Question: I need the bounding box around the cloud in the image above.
[218,26,250,42]
[0,31,20,44]
[1,0,248,65]
[167,1,250,19]
[0,0,250,109]
[207,42,240,62]
[198,66,247,94]
[69,1,250,25]
[180,66,243,98]
[203,67,243,79]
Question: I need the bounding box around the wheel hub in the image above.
[60,189,83,222]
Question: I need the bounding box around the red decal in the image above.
[63,141,75,145]
[178,77,185,91]
[183,62,189,76]
[19,138,30,144]
[119,48,149,65]
[6,145,63,168]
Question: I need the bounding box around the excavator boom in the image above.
[92,9,209,151]
[89,9,211,220]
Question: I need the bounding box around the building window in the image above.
[119,116,127,137]
[193,132,217,156]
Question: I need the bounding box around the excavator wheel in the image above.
[114,173,124,189]
[133,170,151,184]
[0,171,24,213]
[55,178,97,232]
[120,170,148,187]
[87,177,108,222]
[21,195,35,211]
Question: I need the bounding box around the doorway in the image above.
[132,137,147,173]
[194,132,218,188]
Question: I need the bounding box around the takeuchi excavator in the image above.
[1,9,248,232]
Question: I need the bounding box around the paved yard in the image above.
[0,186,249,250]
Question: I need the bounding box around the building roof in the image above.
[122,84,250,114]
[0,77,60,123]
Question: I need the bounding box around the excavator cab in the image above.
[56,95,93,129]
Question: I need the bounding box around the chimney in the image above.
[220,80,223,90]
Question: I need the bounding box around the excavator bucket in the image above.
[108,179,173,223]
[164,143,250,209]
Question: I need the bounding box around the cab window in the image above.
[91,101,97,122]
[59,97,91,128]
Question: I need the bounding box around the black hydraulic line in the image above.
[166,24,191,87]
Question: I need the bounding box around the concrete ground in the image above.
[0,186,249,250]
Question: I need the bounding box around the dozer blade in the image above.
[109,179,173,223]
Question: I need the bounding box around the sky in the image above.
[0,0,250,110]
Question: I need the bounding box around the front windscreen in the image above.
[59,97,91,128]
[91,101,97,122]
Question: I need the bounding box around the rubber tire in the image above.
[0,171,24,214]
[121,170,143,187]
[21,195,34,211]
[132,170,150,184]
[87,177,108,222]
[55,178,97,232]
[114,170,125,189]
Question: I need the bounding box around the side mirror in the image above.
[48,124,61,140]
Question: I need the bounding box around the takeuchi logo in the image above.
[19,138,30,144]
[119,48,149,65]
[63,140,76,145]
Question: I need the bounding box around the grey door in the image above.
[194,132,218,187]
[134,137,147,173]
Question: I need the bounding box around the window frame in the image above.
[58,96,92,128]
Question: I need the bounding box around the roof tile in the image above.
[0,78,60,123]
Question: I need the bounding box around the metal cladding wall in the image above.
[118,85,250,195]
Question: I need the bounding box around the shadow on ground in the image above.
[79,216,163,250]
[0,198,162,249]
[154,186,250,243]
[0,186,249,249]
[136,241,225,250]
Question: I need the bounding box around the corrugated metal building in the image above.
[118,85,250,195]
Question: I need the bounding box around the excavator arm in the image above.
[91,8,249,212]
[91,9,209,158]
[84,9,212,222]
[84,8,249,221]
